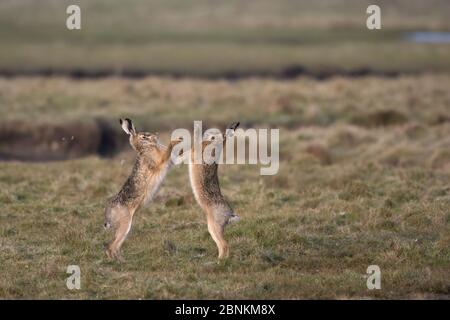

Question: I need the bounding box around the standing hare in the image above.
[104,118,181,260]
[188,122,240,259]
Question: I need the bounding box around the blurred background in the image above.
[1,0,450,159]
[1,0,450,299]
[1,0,450,160]
[1,0,450,76]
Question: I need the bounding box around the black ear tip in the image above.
[230,122,240,130]
[125,118,132,123]
[119,119,123,125]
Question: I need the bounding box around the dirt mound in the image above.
[0,119,127,161]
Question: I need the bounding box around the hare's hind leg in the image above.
[106,209,133,261]
[207,216,229,259]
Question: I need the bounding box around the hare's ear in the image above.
[225,121,240,138]
[119,118,136,135]
[227,122,240,131]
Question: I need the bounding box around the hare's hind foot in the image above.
[207,218,230,260]
[217,243,230,260]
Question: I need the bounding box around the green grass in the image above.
[0,75,449,299]
[1,0,450,74]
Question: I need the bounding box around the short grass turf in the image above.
[0,75,449,299]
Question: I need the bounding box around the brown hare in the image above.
[188,122,240,259]
[104,118,181,260]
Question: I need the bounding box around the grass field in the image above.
[0,74,449,299]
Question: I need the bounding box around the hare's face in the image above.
[120,118,160,153]
[131,132,159,153]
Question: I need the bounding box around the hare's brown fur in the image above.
[188,122,240,259]
[104,118,180,260]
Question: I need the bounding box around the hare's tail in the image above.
[228,214,240,224]
[104,206,112,229]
